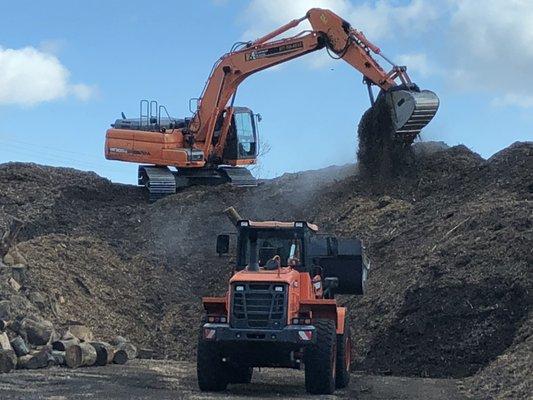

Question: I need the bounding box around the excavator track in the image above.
[138,165,257,202]
[218,167,258,187]
[138,166,177,202]
[390,90,440,144]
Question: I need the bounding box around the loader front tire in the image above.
[335,316,351,388]
[196,334,228,391]
[228,365,253,384]
[304,319,337,394]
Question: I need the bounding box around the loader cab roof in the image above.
[235,220,320,271]
[236,220,319,232]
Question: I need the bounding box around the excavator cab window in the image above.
[223,108,258,161]
[234,112,256,157]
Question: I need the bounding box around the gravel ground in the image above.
[0,360,470,400]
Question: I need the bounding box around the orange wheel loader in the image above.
[197,219,369,394]
[105,8,439,201]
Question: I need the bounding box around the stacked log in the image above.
[112,349,128,365]
[90,342,114,366]
[111,336,137,359]
[17,347,53,369]
[52,337,80,352]
[10,336,29,356]
[0,221,138,374]
[16,318,55,346]
[0,350,17,373]
[0,313,137,373]
[65,342,97,368]
[0,332,12,350]
[51,350,66,366]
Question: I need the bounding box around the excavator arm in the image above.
[190,8,438,150]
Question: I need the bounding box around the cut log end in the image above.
[112,349,128,365]
[90,342,114,366]
[10,336,29,357]
[65,343,97,368]
[0,349,17,373]
[52,338,79,352]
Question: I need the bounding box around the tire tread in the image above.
[304,319,336,394]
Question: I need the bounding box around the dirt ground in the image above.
[0,141,531,399]
[0,360,469,400]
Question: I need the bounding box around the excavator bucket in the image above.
[389,89,439,144]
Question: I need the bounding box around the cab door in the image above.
[222,107,258,164]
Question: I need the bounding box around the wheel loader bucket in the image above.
[389,89,439,143]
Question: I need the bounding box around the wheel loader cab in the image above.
[222,107,258,162]
[236,225,305,270]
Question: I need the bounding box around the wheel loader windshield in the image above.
[237,229,303,269]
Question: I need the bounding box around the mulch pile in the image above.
[0,137,530,398]
[310,142,532,399]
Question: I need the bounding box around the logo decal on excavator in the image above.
[320,13,328,24]
[109,147,150,156]
[245,41,303,61]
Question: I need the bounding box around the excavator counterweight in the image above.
[104,8,439,200]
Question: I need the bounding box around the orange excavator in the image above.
[105,8,439,201]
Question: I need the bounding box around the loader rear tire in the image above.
[335,316,351,388]
[304,319,337,395]
[196,333,228,392]
[228,365,253,384]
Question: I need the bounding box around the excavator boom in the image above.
[190,8,438,146]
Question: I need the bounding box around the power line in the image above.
[0,140,130,174]
[0,135,104,161]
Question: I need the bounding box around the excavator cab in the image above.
[222,107,258,163]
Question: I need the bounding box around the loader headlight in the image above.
[292,317,312,325]
[206,315,227,323]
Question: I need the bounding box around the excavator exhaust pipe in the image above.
[388,89,440,144]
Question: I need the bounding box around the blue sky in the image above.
[0,0,531,184]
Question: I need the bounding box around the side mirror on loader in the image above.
[216,234,230,255]
[324,277,339,290]
[323,277,339,299]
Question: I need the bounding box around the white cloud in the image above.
[241,0,439,75]
[242,0,438,41]
[345,0,438,41]
[445,0,533,107]
[492,93,533,109]
[38,39,67,55]
[70,83,97,101]
[239,1,533,108]
[0,45,95,106]
[395,53,434,77]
